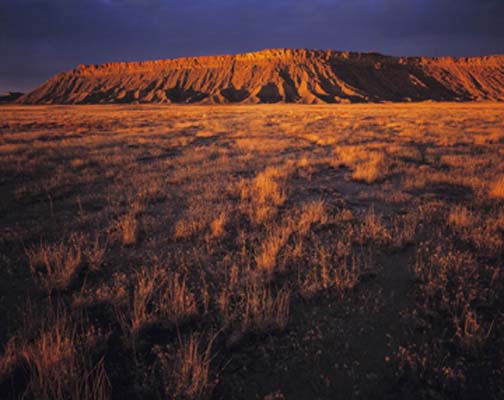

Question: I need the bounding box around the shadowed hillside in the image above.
[0,92,24,104]
[18,49,504,104]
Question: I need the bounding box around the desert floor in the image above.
[0,103,503,399]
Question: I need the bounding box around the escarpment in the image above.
[19,49,504,104]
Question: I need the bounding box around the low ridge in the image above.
[1,92,24,104]
[18,49,504,104]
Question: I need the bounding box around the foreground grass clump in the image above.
[27,236,83,293]
[238,165,290,224]
[0,338,18,385]
[255,221,293,277]
[242,283,291,333]
[448,205,477,229]
[299,246,366,300]
[155,334,215,400]
[118,265,198,337]
[0,305,110,400]
[334,145,390,183]
[120,211,138,245]
[209,211,227,239]
[22,323,110,400]
[352,152,389,183]
[297,199,328,236]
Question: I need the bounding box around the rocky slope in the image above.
[18,49,504,104]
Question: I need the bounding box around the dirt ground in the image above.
[0,103,503,399]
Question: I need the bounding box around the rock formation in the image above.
[18,49,504,104]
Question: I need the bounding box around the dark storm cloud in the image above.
[1,0,503,92]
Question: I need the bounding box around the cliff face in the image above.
[18,49,504,104]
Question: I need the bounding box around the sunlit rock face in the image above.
[18,49,504,104]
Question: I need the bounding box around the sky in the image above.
[1,0,504,93]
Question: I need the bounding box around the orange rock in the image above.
[18,48,504,104]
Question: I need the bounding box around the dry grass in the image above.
[1,103,504,399]
[297,199,328,236]
[156,271,198,326]
[209,211,227,239]
[352,152,389,183]
[255,220,294,277]
[174,201,214,240]
[155,333,215,400]
[357,207,391,246]
[16,306,110,400]
[242,283,291,333]
[395,341,466,392]
[22,330,110,400]
[412,240,497,366]
[72,272,129,309]
[448,205,477,229]
[127,267,161,333]
[489,175,504,199]
[27,236,83,293]
[253,167,288,205]
[300,246,365,300]
[118,265,198,338]
[454,307,494,354]
[83,235,108,272]
[238,165,290,224]
[0,338,19,384]
[335,145,369,167]
[334,145,391,183]
[120,211,138,246]
[446,206,503,256]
